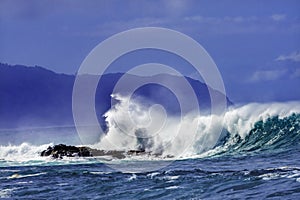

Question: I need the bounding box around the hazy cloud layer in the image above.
[250,69,286,82]
[271,14,286,21]
[276,52,300,62]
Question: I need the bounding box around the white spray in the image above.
[1,97,299,162]
[94,95,300,158]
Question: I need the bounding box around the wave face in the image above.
[210,113,300,157]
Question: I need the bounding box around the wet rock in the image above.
[40,144,92,158]
[127,149,147,155]
[40,144,171,159]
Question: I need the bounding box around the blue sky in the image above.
[0,0,299,103]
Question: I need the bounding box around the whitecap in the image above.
[56,183,69,186]
[0,187,19,198]
[165,186,181,190]
[128,173,137,181]
[90,171,112,175]
[147,172,160,179]
[7,172,47,179]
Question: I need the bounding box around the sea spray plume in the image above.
[93,94,218,157]
[135,128,155,152]
[93,94,167,154]
[94,98,300,158]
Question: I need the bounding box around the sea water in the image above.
[0,101,300,199]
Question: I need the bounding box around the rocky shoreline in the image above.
[40,144,149,159]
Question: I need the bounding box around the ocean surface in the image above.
[0,102,300,199]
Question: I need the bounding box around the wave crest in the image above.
[93,95,300,158]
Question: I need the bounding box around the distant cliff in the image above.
[0,63,232,129]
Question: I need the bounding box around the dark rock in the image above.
[40,144,173,159]
[40,144,92,158]
[127,149,147,155]
[40,146,53,157]
[40,144,128,159]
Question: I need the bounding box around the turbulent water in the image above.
[0,100,300,199]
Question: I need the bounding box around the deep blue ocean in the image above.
[0,103,300,199]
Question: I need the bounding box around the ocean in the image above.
[0,102,300,199]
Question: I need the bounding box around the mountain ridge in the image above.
[0,63,232,129]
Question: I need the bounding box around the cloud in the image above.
[250,69,286,82]
[163,0,189,16]
[291,68,300,78]
[0,0,60,20]
[71,12,300,39]
[180,14,300,35]
[71,17,170,38]
[183,15,255,23]
[276,52,300,62]
[271,14,286,21]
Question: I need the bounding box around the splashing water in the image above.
[92,95,300,158]
[0,95,299,164]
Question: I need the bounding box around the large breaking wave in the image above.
[0,96,299,164]
[92,95,300,158]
